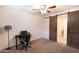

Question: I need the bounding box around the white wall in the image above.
[0,6,49,50]
[0,6,7,50]
[41,17,49,39]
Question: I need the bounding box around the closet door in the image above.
[67,11,79,49]
[49,16,57,41]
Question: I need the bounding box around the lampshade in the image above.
[4,25,12,30]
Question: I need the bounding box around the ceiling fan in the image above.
[32,5,56,14]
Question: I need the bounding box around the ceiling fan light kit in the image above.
[40,5,47,14]
[40,10,47,14]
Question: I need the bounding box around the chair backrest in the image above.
[20,31,27,35]
[20,31,31,43]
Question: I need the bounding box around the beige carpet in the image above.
[0,38,79,53]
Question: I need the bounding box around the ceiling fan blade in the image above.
[48,5,56,9]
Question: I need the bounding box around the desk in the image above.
[15,34,31,49]
[15,35,21,49]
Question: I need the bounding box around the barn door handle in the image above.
[62,30,64,36]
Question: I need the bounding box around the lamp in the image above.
[4,25,12,50]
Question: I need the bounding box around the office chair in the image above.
[19,31,31,51]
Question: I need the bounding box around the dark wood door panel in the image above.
[49,16,57,41]
[67,10,79,49]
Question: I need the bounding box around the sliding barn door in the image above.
[57,14,67,45]
[67,11,79,49]
[49,16,57,41]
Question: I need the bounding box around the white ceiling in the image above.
[8,5,79,17]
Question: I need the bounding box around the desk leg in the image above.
[16,38,18,49]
